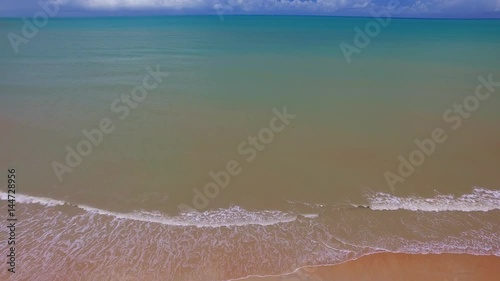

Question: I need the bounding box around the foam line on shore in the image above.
[366,187,500,212]
[0,191,298,227]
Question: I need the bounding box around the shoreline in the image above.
[241,253,500,281]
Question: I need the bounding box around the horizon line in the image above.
[1,14,500,20]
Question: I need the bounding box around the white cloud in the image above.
[352,1,370,9]
[76,0,374,12]
[65,0,500,15]
[78,0,207,9]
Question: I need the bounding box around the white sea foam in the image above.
[367,187,500,212]
[301,213,320,218]
[0,191,297,228]
[0,191,67,207]
[2,190,499,281]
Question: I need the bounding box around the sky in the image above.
[1,0,500,18]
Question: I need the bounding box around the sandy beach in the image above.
[244,253,500,281]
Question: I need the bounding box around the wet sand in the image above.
[243,253,500,281]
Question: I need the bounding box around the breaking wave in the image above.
[1,187,499,281]
[0,191,298,227]
[367,187,500,212]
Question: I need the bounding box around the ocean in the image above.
[0,16,499,280]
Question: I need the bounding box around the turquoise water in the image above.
[1,16,500,281]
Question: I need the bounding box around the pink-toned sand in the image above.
[242,253,500,281]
